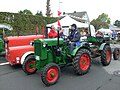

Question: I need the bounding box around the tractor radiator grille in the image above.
[34,43,41,56]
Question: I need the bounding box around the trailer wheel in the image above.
[113,48,119,60]
[101,45,112,66]
[22,55,37,75]
[41,63,61,86]
[72,49,91,75]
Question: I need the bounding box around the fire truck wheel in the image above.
[72,49,91,75]
[101,45,112,66]
[113,48,120,60]
[41,63,61,86]
[22,55,37,75]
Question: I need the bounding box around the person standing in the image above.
[48,25,64,38]
[112,30,117,40]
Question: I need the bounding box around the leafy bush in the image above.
[0,12,58,36]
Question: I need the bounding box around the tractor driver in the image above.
[68,24,81,53]
[48,25,64,38]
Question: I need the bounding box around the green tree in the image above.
[46,0,52,17]
[91,13,111,30]
[35,11,43,16]
[18,10,24,14]
[18,9,33,15]
[114,20,120,27]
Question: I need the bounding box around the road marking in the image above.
[0,62,9,66]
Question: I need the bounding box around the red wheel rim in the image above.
[46,67,59,83]
[116,50,119,59]
[26,60,36,73]
[106,50,111,62]
[79,54,90,71]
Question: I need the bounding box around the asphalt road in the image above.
[0,57,120,90]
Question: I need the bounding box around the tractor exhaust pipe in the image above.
[57,27,60,46]
[56,27,61,56]
[45,27,48,38]
[86,12,91,36]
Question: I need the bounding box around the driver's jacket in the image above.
[68,30,81,46]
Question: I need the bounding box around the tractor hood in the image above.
[34,38,64,46]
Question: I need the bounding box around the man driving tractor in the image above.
[68,24,81,53]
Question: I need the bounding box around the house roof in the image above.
[65,11,89,23]
[66,11,87,18]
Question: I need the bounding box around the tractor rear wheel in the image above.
[41,63,61,86]
[22,55,37,75]
[113,48,119,60]
[101,45,112,66]
[72,49,91,75]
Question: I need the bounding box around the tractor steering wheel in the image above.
[60,35,68,40]
[60,35,70,45]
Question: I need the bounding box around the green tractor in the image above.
[0,23,13,56]
[22,27,116,86]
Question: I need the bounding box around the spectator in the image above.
[48,25,64,38]
[112,30,117,40]
[96,31,103,37]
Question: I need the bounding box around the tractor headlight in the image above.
[35,56,40,60]
[30,41,34,46]
[43,42,48,47]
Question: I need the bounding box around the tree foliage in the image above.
[90,13,111,30]
[0,12,58,36]
[18,9,33,15]
[114,20,120,27]
[35,11,43,16]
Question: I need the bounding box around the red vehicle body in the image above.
[5,35,44,65]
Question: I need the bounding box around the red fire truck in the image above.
[5,35,44,65]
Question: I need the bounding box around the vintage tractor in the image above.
[0,23,13,56]
[113,47,120,60]
[0,38,5,56]
[22,27,118,86]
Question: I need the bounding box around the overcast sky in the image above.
[0,0,120,24]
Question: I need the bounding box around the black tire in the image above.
[72,49,91,75]
[101,45,112,66]
[41,63,61,86]
[22,55,37,75]
[113,48,119,60]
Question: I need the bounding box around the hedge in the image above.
[0,12,58,36]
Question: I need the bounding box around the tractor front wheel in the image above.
[22,55,37,75]
[113,48,119,60]
[101,45,112,66]
[72,49,91,75]
[41,63,61,86]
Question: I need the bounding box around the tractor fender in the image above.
[99,43,110,50]
[21,51,34,64]
[71,46,90,56]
